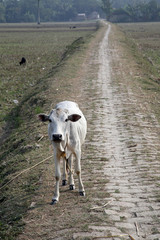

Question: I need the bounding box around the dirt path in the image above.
[18,23,160,240]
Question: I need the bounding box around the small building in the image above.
[76,13,86,21]
[88,11,100,20]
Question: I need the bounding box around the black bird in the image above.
[19,57,26,65]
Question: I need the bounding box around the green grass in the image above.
[0,21,98,239]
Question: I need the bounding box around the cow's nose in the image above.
[52,134,62,142]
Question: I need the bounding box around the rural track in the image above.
[80,23,160,239]
[18,23,160,240]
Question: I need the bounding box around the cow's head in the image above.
[38,108,81,142]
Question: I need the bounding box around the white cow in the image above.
[39,101,87,204]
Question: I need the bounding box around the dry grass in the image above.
[0,21,98,239]
[1,21,160,240]
[117,22,160,123]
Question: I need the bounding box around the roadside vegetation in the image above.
[0,21,98,239]
[118,22,160,122]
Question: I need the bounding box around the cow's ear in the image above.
[38,114,49,122]
[67,114,81,122]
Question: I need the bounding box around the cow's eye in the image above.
[65,119,68,122]
[49,119,52,122]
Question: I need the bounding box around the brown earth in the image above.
[17,22,160,240]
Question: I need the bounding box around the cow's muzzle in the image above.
[52,134,62,142]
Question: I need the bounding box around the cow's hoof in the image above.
[79,191,85,196]
[69,184,75,190]
[62,180,67,186]
[50,199,58,205]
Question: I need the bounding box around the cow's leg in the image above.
[62,158,67,186]
[51,151,61,205]
[75,150,85,196]
[68,154,75,190]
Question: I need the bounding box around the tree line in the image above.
[0,0,103,23]
[0,0,160,23]
[109,0,160,22]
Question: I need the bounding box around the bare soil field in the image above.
[1,21,160,240]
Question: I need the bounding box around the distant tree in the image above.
[112,0,130,8]
[24,11,35,22]
[112,0,152,9]
[73,0,101,15]
[139,2,151,21]
[5,0,21,22]
[101,0,112,20]
[20,0,37,22]
[51,0,74,21]
[148,0,160,21]
[125,3,142,21]
[0,2,5,22]
[124,0,160,22]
